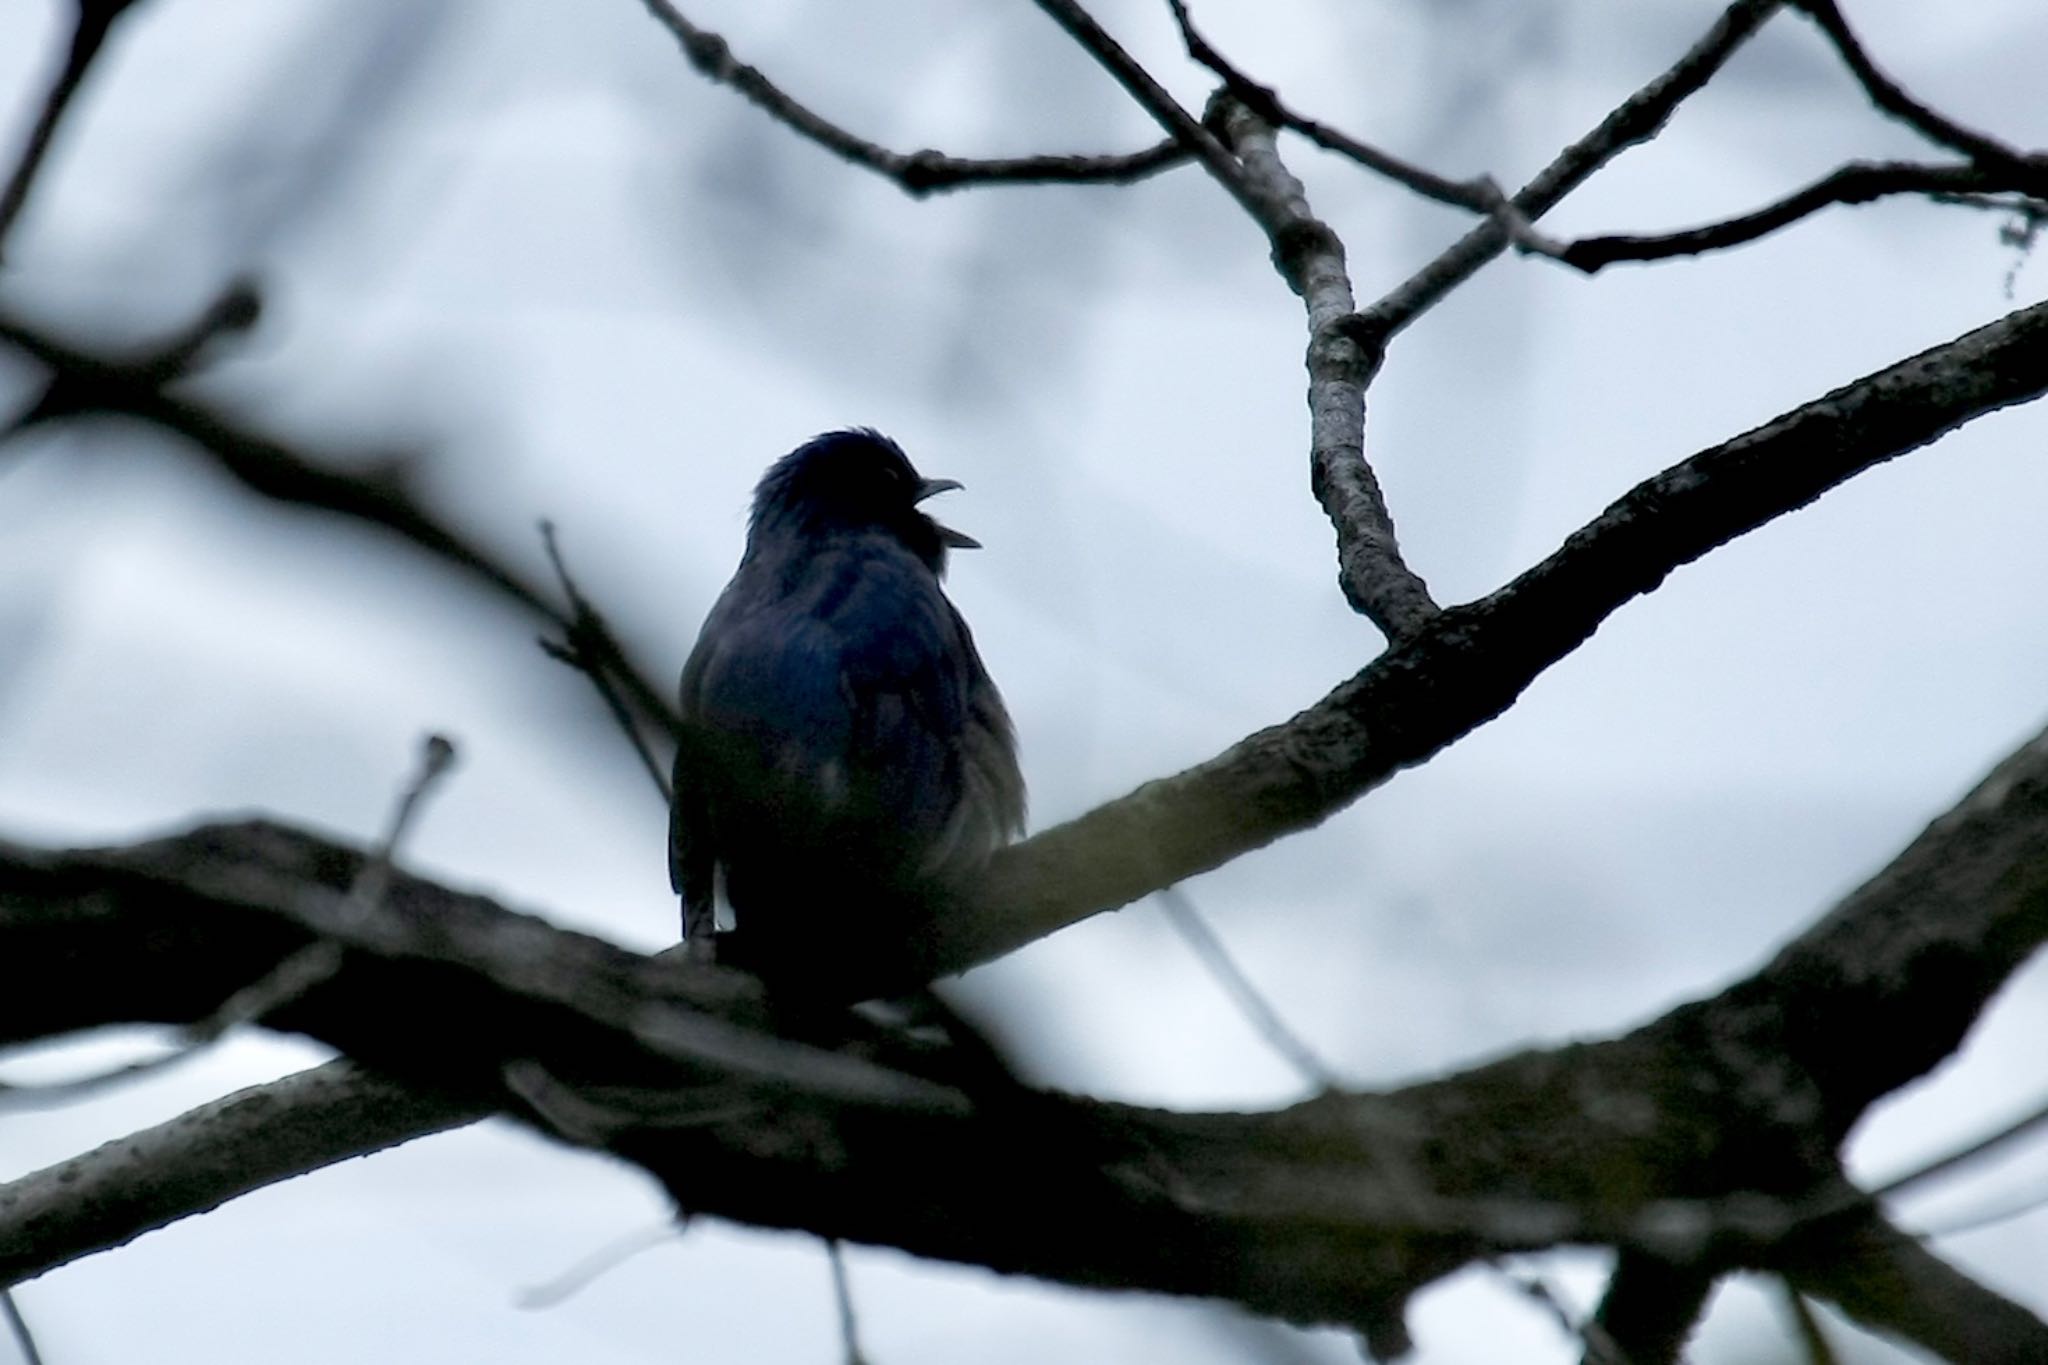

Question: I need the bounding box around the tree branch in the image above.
[937,296,2048,976]
[1026,0,1274,229]
[1789,0,2048,182]
[0,1061,484,1279]
[0,294,681,742]
[1212,98,1439,639]
[634,0,1188,195]
[1554,161,2035,272]
[1582,1252,1716,1365]
[0,2,149,258]
[1781,1213,2048,1365]
[1358,0,1785,344]
[6,704,2048,1351]
[1167,0,1504,217]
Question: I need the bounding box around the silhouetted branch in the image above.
[0,291,681,743]
[1157,885,1336,1090]
[0,1059,484,1282]
[826,1242,872,1365]
[0,1287,41,1365]
[635,0,1188,196]
[538,521,676,802]
[943,296,2048,974]
[1780,1213,2048,1365]
[1554,161,2035,272]
[1583,1253,1715,1365]
[0,734,454,1111]
[1790,0,2048,183]
[7,708,2048,1346]
[0,1,149,257]
[1359,0,1785,344]
[1168,0,1503,215]
[1027,0,1273,229]
[1779,1281,1842,1365]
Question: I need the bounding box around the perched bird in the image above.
[670,429,1024,985]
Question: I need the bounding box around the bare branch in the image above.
[1157,886,1336,1090]
[0,294,681,743]
[940,296,2048,975]
[1582,1253,1715,1365]
[1212,98,1440,638]
[0,1287,42,1365]
[635,0,1187,195]
[1790,0,2048,179]
[0,1060,485,1283]
[0,733,455,1110]
[1167,0,1504,216]
[1869,1089,2048,1206]
[9,705,2048,1328]
[538,521,675,803]
[1779,1280,1843,1365]
[1781,1214,2048,1365]
[1554,161,2036,272]
[1026,0,1274,229]
[0,1,148,257]
[1359,0,1784,344]
[827,1242,872,1365]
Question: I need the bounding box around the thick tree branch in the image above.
[1213,98,1438,639]
[6,709,2048,1351]
[938,296,2048,975]
[635,0,1187,195]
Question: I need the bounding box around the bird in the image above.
[669,429,1024,988]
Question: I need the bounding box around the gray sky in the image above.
[3,1,2047,1360]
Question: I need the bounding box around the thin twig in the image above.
[1167,0,1503,215]
[0,1288,43,1365]
[1554,161,2025,272]
[516,1222,682,1310]
[0,734,456,1110]
[1790,0,2048,178]
[1778,1280,1841,1365]
[1357,0,1785,344]
[827,1241,871,1365]
[0,295,683,745]
[1155,886,1335,1089]
[1027,0,1274,231]
[1917,1173,2048,1239]
[0,1,147,259]
[1488,1262,1633,1365]
[538,521,674,804]
[635,0,1187,196]
[1869,1088,2048,1206]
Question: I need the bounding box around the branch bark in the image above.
[935,296,2048,979]
[6,708,2048,1351]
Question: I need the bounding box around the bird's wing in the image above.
[680,543,972,835]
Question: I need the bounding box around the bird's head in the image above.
[750,429,979,571]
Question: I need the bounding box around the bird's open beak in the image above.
[916,477,981,549]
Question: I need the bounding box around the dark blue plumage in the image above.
[670,429,1024,981]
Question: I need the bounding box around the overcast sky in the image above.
[3,1,2047,1361]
